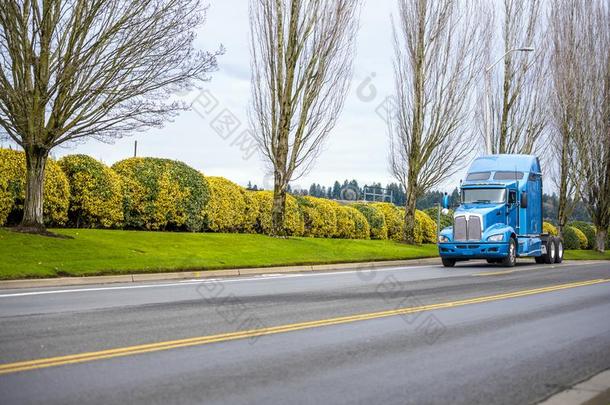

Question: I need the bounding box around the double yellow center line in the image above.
[0,278,608,376]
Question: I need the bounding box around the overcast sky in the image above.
[41,0,474,192]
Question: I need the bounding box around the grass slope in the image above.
[0,228,438,279]
[563,250,610,261]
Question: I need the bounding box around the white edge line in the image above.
[0,265,434,298]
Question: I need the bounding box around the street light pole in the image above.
[484,47,534,154]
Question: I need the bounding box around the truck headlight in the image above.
[438,235,449,243]
[487,234,504,242]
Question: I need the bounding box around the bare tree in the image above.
[0,0,220,232]
[480,0,548,155]
[389,0,485,244]
[249,0,360,236]
[548,0,583,237]
[567,0,610,252]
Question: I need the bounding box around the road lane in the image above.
[0,260,609,404]
[0,261,604,317]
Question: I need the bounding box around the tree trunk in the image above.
[557,122,571,239]
[404,189,417,244]
[20,146,48,231]
[595,227,607,253]
[271,171,287,237]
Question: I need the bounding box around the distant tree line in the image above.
[246,178,591,224]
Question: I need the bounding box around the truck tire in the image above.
[554,237,564,263]
[501,238,517,267]
[442,258,456,267]
[535,256,544,264]
[544,237,556,264]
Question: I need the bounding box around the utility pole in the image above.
[134,140,138,158]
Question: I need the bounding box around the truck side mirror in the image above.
[442,193,450,209]
[520,191,528,208]
[508,191,516,205]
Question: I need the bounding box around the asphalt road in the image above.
[0,259,609,404]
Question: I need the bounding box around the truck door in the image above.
[527,173,542,234]
[507,189,518,229]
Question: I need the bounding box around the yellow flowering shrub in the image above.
[333,205,370,239]
[0,148,69,226]
[334,205,353,239]
[246,191,304,236]
[203,176,247,232]
[563,226,588,249]
[352,203,388,239]
[112,158,209,231]
[423,206,454,230]
[543,221,558,236]
[299,196,338,238]
[372,202,404,241]
[344,206,370,239]
[416,209,437,243]
[241,190,259,233]
[58,155,123,228]
[395,208,436,244]
[568,221,595,249]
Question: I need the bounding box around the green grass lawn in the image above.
[1,228,607,280]
[563,249,610,260]
[0,228,438,279]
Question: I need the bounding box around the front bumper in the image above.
[438,242,509,259]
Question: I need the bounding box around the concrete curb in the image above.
[539,369,610,405]
[0,258,440,289]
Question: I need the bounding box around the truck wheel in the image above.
[544,238,556,264]
[442,258,456,267]
[554,237,564,263]
[501,238,517,267]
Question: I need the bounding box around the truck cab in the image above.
[437,154,563,267]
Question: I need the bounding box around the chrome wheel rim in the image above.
[558,241,563,259]
[510,241,515,263]
[550,241,555,260]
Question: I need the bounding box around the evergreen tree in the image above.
[332,181,342,199]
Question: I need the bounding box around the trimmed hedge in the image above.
[246,191,304,236]
[334,204,354,239]
[563,226,588,249]
[395,207,437,244]
[543,221,558,236]
[204,176,246,232]
[299,196,338,238]
[0,150,449,244]
[568,221,595,249]
[112,157,209,232]
[330,204,371,240]
[352,203,388,239]
[58,155,123,228]
[371,202,404,241]
[0,148,69,226]
[424,206,454,230]
[416,209,437,244]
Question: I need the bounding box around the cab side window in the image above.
[508,190,517,205]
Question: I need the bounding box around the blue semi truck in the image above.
[437,154,563,267]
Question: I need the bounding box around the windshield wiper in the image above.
[472,199,492,203]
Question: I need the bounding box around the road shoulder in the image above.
[539,369,610,405]
[0,257,440,289]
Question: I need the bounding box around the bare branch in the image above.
[389,0,485,243]
[249,0,361,235]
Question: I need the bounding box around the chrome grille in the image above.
[468,216,482,240]
[453,215,482,241]
[454,216,467,241]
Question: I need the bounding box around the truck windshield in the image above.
[462,188,506,204]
